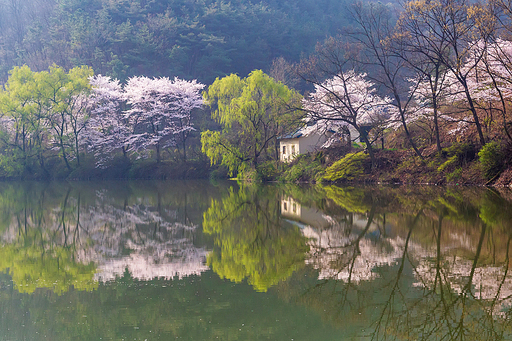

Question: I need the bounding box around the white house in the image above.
[279,130,329,162]
[279,124,361,162]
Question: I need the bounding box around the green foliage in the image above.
[394,155,427,175]
[437,155,458,172]
[201,130,248,177]
[319,185,371,214]
[478,191,512,230]
[322,152,369,182]
[203,185,308,292]
[478,141,505,180]
[446,167,463,182]
[0,64,93,177]
[0,0,356,85]
[201,70,301,177]
[256,161,279,182]
[280,154,325,183]
[0,244,98,294]
[445,143,477,166]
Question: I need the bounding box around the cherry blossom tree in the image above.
[302,70,393,167]
[410,72,458,146]
[85,75,128,167]
[123,76,204,163]
[86,75,204,166]
[465,39,512,141]
[165,77,205,161]
[421,39,512,142]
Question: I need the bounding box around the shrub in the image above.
[237,167,260,182]
[257,161,279,181]
[445,142,477,166]
[280,154,324,183]
[437,155,457,173]
[446,167,463,182]
[322,152,368,182]
[478,141,505,180]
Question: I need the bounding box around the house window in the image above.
[283,202,287,211]
[291,145,296,154]
[292,203,296,213]
[283,146,286,154]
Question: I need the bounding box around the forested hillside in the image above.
[0,0,360,83]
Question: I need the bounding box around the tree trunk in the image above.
[75,136,80,166]
[433,105,442,153]
[182,137,187,162]
[400,109,423,158]
[156,143,161,163]
[359,128,375,169]
[460,77,486,146]
[60,138,71,171]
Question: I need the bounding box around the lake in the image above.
[1,180,512,340]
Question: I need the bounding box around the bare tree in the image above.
[349,2,425,158]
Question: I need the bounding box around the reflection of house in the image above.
[281,196,332,229]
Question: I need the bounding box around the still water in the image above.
[1,181,512,340]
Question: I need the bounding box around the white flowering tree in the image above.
[302,70,393,166]
[164,77,205,161]
[410,72,459,146]
[418,39,512,142]
[463,39,512,141]
[86,75,204,166]
[86,75,129,167]
[123,76,204,163]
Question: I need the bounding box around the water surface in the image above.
[1,181,512,340]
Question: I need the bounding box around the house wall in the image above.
[347,125,361,143]
[280,133,328,162]
[280,138,299,162]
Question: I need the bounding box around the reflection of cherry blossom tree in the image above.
[0,182,210,292]
[291,187,512,340]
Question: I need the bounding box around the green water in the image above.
[1,181,512,340]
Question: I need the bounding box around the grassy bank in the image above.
[277,143,512,187]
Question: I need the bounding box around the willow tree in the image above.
[201,70,301,176]
[0,64,93,174]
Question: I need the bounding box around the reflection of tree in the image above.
[0,183,98,294]
[379,189,512,340]
[298,186,392,286]
[278,185,512,340]
[0,181,213,294]
[0,243,97,294]
[373,218,512,341]
[203,185,309,292]
[320,185,372,214]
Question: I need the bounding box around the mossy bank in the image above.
[275,142,512,187]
